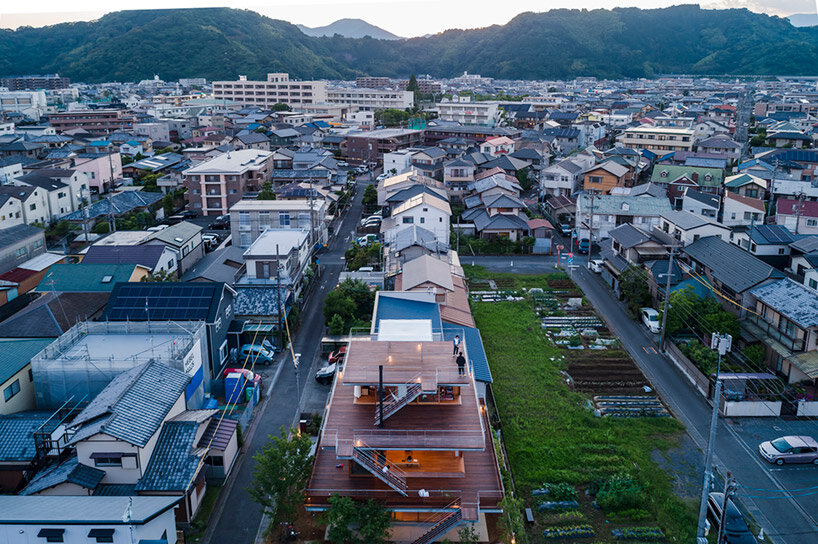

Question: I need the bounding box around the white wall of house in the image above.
[0,364,35,415]
[382,151,415,176]
[778,213,818,236]
[391,205,450,246]
[722,198,762,228]
[0,510,178,544]
[0,198,24,229]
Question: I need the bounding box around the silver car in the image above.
[759,435,818,465]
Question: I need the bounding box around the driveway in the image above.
[471,255,818,544]
[204,177,368,544]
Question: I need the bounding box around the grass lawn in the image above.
[472,298,698,543]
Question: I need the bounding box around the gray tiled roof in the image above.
[0,224,44,250]
[0,412,51,462]
[21,454,105,495]
[683,236,785,293]
[0,496,181,523]
[68,361,189,447]
[608,223,652,249]
[684,189,720,209]
[750,279,818,329]
[135,420,203,492]
[93,483,138,496]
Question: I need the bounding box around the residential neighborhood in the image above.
[3,13,818,544]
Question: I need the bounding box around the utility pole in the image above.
[794,191,805,235]
[659,246,676,352]
[696,332,732,544]
[276,243,283,350]
[586,190,595,269]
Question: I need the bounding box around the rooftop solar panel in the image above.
[103,282,221,322]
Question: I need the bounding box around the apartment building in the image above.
[326,87,414,111]
[436,100,502,126]
[345,129,423,163]
[0,90,48,121]
[183,149,273,216]
[1,74,70,90]
[621,126,695,153]
[230,199,328,248]
[212,73,327,108]
[356,76,392,89]
[48,110,132,135]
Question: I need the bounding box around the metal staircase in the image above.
[350,443,408,496]
[409,504,464,544]
[374,381,423,426]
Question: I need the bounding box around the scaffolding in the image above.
[32,320,207,410]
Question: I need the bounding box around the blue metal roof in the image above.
[373,294,442,332]
[0,338,53,385]
[442,323,493,384]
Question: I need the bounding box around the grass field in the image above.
[472,294,698,542]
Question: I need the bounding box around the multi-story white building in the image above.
[0,90,47,121]
[230,199,328,248]
[436,99,502,126]
[325,87,414,111]
[212,73,327,108]
[621,126,695,153]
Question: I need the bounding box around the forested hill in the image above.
[1,5,817,83]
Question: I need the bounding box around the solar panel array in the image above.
[756,225,794,244]
[105,283,216,321]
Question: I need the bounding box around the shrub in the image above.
[542,525,595,539]
[546,482,578,501]
[595,473,644,512]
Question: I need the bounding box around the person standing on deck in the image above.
[452,334,461,355]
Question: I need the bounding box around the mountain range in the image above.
[1,6,817,83]
[788,13,818,27]
[296,18,401,40]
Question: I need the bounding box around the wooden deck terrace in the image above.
[341,340,472,390]
[323,344,485,451]
[305,402,504,512]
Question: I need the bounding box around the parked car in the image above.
[588,259,604,273]
[577,238,590,254]
[328,346,347,365]
[376,173,388,182]
[641,308,660,333]
[337,161,349,167]
[559,223,572,236]
[202,233,220,250]
[706,492,757,544]
[315,363,337,385]
[239,342,277,366]
[208,215,230,230]
[363,218,382,228]
[759,436,818,465]
[356,234,379,246]
[181,210,198,219]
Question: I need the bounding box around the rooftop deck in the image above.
[342,339,472,388]
[306,403,503,512]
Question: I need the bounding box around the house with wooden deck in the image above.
[305,322,503,543]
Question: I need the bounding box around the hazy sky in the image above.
[1,0,815,36]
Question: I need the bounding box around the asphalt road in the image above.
[203,176,368,544]
[470,254,818,544]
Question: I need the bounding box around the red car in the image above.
[328,346,347,365]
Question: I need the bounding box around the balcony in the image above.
[743,315,805,354]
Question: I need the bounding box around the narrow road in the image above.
[471,255,818,544]
[204,177,368,544]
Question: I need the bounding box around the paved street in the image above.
[470,255,818,544]
[203,176,368,544]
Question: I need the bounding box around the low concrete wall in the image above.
[666,341,711,397]
[722,400,782,417]
[797,401,818,417]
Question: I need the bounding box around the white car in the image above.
[588,259,604,273]
[376,174,388,182]
[641,308,660,334]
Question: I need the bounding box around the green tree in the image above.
[323,289,355,329]
[257,181,276,200]
[375,108,411,127]
[154,146,174,155]
[743,344,766,370]
[619,266,652,318]
[337,278,377,318]
[457,523,480,543]
[328,313,346,336]
[362,184,377,206]
[140,270,177,282]
[271,102,291,112]
[406,73,419,105]
[248,427,313,529]
[92,221,110,234]
[162,193,174,217]
[324,494,391,544]
[515,167,532,191]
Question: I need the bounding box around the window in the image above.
[778,248,786,255]
[731,213,736,220]
[588,175,603,184]
[807,219,817,227]
[810,279,817,289]
[3,379,20,402]
[420,217,425,223]
[29,203,36,211]
[92,455,122,467]
[219,340,228,363]
[33,239,43,249]
[279,212,290,226]
[205,455,225,466]
[239,232,252,247]
[402,217,414,224]
[15,247,26,257]
[239,212,250,231]
[29,368,33,381]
